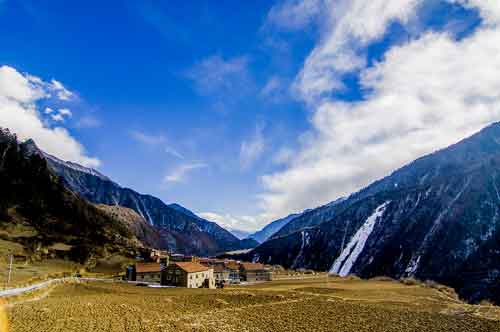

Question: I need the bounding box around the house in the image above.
[240,263,273,282]
[150,249,170,264]
[213,265,230,285]
[163,262,215,288]
[170,254,199,263]
[133,262,163,283]
[224,261,241,284]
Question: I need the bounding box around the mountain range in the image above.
[250,123,500,304]
[4,122,500,304]
[21,136,257,257]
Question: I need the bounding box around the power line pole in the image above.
[7,254,13,285]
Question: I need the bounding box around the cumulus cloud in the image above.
[50,79,74,101]
[163,162,207,183]
[240,124,265,170]
[49,108,72,122]
[0,65,100,167]
[450,0,500,25]
[259,0,500,220]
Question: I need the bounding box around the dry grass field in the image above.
[4,276,500,332]
[0,259,82,289]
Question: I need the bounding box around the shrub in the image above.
[479,299,495,306]
[400,277,422,286]
[371,276,395,282]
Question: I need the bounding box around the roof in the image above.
[175,262,210,273]
[240,263,266,271]
[225,261,240,270]
[213,265,227,272]
[136,263,162,273]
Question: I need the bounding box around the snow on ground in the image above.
[330,202,389,277]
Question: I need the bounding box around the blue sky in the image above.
[1,0,499,233]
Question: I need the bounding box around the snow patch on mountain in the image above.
[44,152,110,181]
[330,202,389,277]
[291,230,310,269]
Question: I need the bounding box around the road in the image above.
[0,278,71,298]
[0,278,160,298]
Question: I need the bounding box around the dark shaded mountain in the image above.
[23,140,257,256]
[0,128,138,263]
[251,123,500,304]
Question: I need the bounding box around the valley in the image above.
[2,1,500,330]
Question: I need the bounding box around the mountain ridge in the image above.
[251,123,500,304]
[0,128,140,263]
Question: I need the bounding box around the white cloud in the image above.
[293,0,422,104]
[49,108,72,123]
[186,55,253,99]
[260,76,289,103]
[165,146,184,159]
[50,79,74,101]
[0,65,100,167]
[198,212,264,233]
[130,130,184,159]
[51,113,64,122]
[76,115,101,128]
[163,162,207,183]
[258,0,500,221]
[58,108,72,117]
[130,130,166,145]
[266,0,324,31]
[450,0,500,25]
[240,124,265,170]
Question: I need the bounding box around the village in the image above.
[125,249,275,289]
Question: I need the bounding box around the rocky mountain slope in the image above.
[0,128,139,263]
[95,204,165,249]
[23,139,257,256]
[251,123,500,304]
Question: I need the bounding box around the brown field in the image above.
[5,276,500,332]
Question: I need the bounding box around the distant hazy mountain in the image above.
[251,123,500,304]
[23,139,257,256]
[249,198,346,244]
[229,229,252,240]
[248,213,302,244]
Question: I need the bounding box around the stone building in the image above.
[133,263,163,283]
[240,263,273,282]
[213,265,230,285]
[163,262,215,288]
[224,261,241,284]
